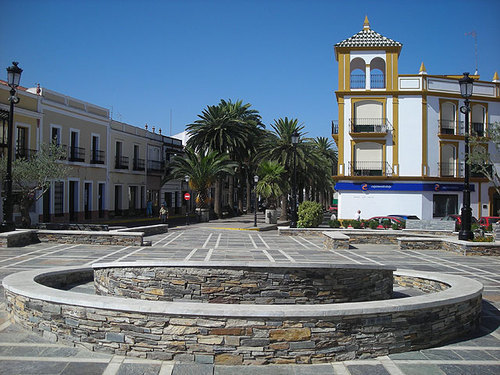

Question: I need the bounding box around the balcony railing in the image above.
[115,155,129,169]
[438,162,459,178]
[471,122,486,137]
[438,120,465,136]
[350,74,365,89]
[133,158,145,171]
[90,149,105,164]
[348,161,393,176]
[69,146,85,162]
[147,160,164,173]
[15,147,37,160]
[332,121,338,135]
[349,118,390,133]
[370,73,385,89]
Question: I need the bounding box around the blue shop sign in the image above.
[334,182,474,192]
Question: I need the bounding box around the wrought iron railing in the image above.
[370,73,385,88]
[349,118,390,133]
[133,158,145,171]
[147,160,164,173]
[115,155,129,169]
[332,121,338,135]
[90,149,105,164]
[348,161,393,176]
[438,162,459,177]
[350,74,365,89]
[15,147,37,160]
[69,146,85,162]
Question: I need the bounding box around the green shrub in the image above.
[382,219,392,228]
[473,236,494,242]
[328,219,341,228]
[391,223,399,230]
[297,201,324,228]
[350,220,362,229]
[369,220,378,229]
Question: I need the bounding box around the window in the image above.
[370,57,385,89]
[352,101,385,132]
[350,57,366,89]
[471,104,486,136]
[433,195,458,217]
[440,102,456,135]
[51,126,61,145]
[16,126,29,158]
[54,181,64,217]
[440,144,456,177]
[353,142,384,176]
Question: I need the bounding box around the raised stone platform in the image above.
[3,263,483,365]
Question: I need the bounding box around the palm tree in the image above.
[260,117,307,220]
[167,148,237,216]
[255,161,287,210]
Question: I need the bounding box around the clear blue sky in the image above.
[2,0,499,140]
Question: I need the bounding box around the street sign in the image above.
[184,193,191,201]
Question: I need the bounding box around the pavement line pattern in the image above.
[405,250,500,284]
[184,248,198,261]
[0,356,111,363]
[299,236,323,249]
[248,234,258,248]
[115,247,147,262]
[158,362,174,375]
[261,248,275,262]
[328,249,362,264]
[257,234,270,249]
[152,232,175,246]
[289,236,310,248]
[162,232,184,248]
[0,243,66,264]
[214,233,222,248]
[343,249,384,265]
[84,246,133,265]
[277,249,296,263]
[0,244,79,269]
[0,320,11,331]
[102,355,124,375]
[204,248,214,262]
[331,363,350,374]
[203,233,213,248]
[379,355,406,375]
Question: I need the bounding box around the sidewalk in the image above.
[179,211,290,231]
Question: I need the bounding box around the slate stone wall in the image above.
[94,266,393,304]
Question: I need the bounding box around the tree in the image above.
[0,143,69,227]
[255,161,287,209]
[469,122,500,196]
[166,148,237,211]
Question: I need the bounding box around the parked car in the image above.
[478,216,500,229]
[389,214,420,220]
[441,214,478,231]
[367,216,405,229]
[328,204,338,213]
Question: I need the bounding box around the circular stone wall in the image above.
[2,263,483,365]
[93,262,395,304]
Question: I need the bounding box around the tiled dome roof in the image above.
[335,23,402,48]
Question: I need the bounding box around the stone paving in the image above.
[0,215,499,374]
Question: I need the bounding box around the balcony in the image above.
[115,156,129,169]
[348,161,393,177]
[350,74,365,89]
[349,118,390,134]
[370,73,385,89]
[90,149,105,164]
[15,147,37,160]
[471,122,487,137]
[133,158,145,171]
[147,160,164,174]
[69,146,85,162]
[438,162,462,178]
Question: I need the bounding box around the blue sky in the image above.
[2,0,499,140]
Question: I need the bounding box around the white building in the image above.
[333,17,500,220]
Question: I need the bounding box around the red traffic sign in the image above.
[184,193,191,201]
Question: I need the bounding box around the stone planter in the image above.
[196,208,210,222]
[265,209,277,224]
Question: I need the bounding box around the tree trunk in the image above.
[280,195,288,221]
[246,174,251,213]
[20,197,34,228]
[214,179,222,218]
[228,175,234,215]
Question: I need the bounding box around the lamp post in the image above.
[184,175,190,226]
[2,62,22,232]
[253,175,259,227]
[290,131,300,228]
[458,72,474,241]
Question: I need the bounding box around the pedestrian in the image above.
[159,204,168,223]
[330,212,337,221]
[146,199,153,217]
[355,210,361,221]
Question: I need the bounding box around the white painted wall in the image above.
[398,96,422,176]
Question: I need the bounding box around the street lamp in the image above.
[290,131,300,228]
[2,62,23,232]
[184,175,190,226]
[253,175,259,227]
[458,72,474,241]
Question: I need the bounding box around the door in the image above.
[69,181,78,221]
[114,185,122,216]
[43,187,51,222]
[84,183,91,220]
[98,183,105,218]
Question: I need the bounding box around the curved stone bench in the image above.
[3,264,482,365]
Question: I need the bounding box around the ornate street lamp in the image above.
[184,175,190,226]
[253,175,259,227]
[2,62,23,232]
[290,131,300,228]
[458,72,474,241]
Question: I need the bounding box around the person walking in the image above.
[146,199,153,217]
[355,210,361,221]
[159,204,168,223]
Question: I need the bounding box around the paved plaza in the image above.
[0,216,499,374]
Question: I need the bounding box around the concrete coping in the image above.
[398,236,500,247]
[0,229,36,238]
[2,265,483,319]
[112,224,168,233]
[397,237,442,241]
[321,231,350,240]
[36,229,145,237]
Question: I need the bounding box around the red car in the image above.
[367,216,404,229]
[478,216,500,229]
[441,215,478,231]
